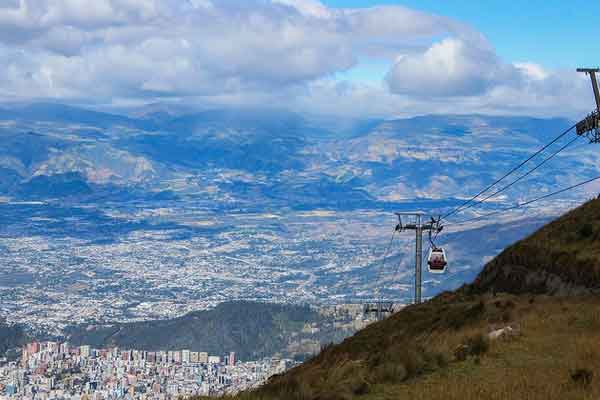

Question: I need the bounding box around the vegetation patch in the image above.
[571,368,593,387]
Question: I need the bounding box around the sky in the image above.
[0,0,597,119]
[323,0,600,69]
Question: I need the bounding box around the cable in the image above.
[374,228,397,303]
[447,175,600,226]
[389,253,405,303]
[441,122,578,221]
[453,133,583,214]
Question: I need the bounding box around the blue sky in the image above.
[323,0,600,69]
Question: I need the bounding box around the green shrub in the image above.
[447,301,486,330]
[455,333,489,361]
[464,333,489,357]
[570,368,593,387]
[579,223,594,239]
[502,310,513,323]
[372,362,408,383]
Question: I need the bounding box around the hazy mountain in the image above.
[17,172,92,198]
[0,103,586,209]
[0,103,157,131]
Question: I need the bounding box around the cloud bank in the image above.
[0,0,593,118]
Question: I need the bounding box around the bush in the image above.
[454,345,469,362]
[372,362,408,383]
[502,310,513,323]
[571,368,593,387]
[455,333,489,361]
[579,223,594,238]
[444,301,486,330]
[465,333,489,356]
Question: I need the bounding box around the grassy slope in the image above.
[368,295,600,400]
[474,199,600,294]
[199,200,600,400]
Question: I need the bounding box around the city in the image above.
[0,341,294,399]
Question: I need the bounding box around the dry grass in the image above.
[368,296,600,400]
[195,295,600,400]
[475,199,600,294]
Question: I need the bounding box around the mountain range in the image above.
[0,102,592,211]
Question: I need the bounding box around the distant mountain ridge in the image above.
[0,102,586,212]
[0,103,156,131]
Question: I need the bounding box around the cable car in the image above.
[427,247,447,274]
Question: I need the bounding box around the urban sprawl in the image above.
[0,342,294,400]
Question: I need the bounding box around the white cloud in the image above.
[386,38,521,97]
[0,0,593,118]
[272,0,330,18]
[514,62,549,81]
[0,0,465,101]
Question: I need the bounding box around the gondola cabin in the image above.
[427,247,447,274]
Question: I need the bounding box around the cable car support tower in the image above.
[576,68,600,142]
[395,212,443,305]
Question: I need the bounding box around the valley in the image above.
[0,104,589,336]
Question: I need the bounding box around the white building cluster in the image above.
[0,342,293,400]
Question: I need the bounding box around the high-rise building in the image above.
[21,349,29,365]
[46,342,59,353]
[80,346,91,358]
[27,342,40,354]
[110,347,119,360]
[181,350,190,364]
[60,343,69,355]
[190,352,199,363]
[198,352,209,364]
[173,351,181,364]
[147,352,157,363]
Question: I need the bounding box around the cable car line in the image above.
[446,174,600,226]
[448,133,584,216]
[363,226,398,320]
[389,252,406,303]
[368,69,600,308]
[441,122,578,221]
[373,227,398,303]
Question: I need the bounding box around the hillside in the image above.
[213,199,600,400]
[65,301,349,361]
[0,318,28,357]
[472,199,600,295]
